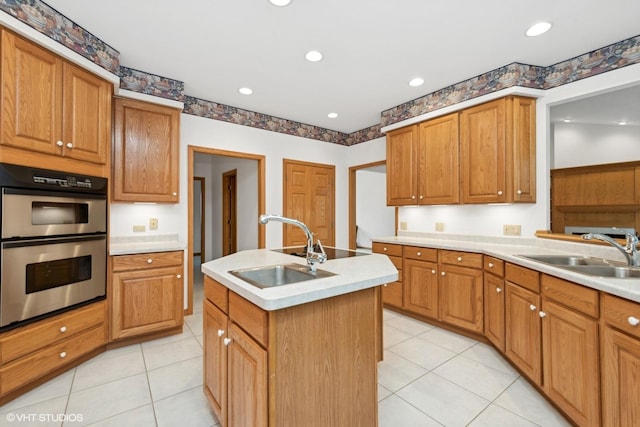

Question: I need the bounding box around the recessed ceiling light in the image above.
[238,87,253,95]
[409,77,424,87]
[268,0,291,6]
[327,112,338,119]
[526,22,552,37]
[563,119,572,123]
[305,50,323,62]
[618,121,628,125]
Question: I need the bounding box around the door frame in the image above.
[348,160,397,250]
[187,146,266,315]
[222,169,237,256]
[193,176,206,259]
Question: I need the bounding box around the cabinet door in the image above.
[418,113,459,204]
[460,98,506,203]
[227,323,267,427]
[439,264,483,332]
[541,299,599,426]
[113,98,180,202]
[382,281,403,308]
[601,325,640,427]
[484,272,505,352]
[505,282,541,384]
[386,125,418,205]
[508,96,536,202]
[111,266,184,339]
[203,300,228,426]
[61,62,111,164]
[1,30,62,154]
[403,258,438,319]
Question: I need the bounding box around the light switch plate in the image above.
[435,222,445,232]
[399,221,408,231]
[503,224,521,236]
[133,225,145,232]
[149,218,158,230]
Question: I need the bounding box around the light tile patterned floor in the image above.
[0,267,572,426]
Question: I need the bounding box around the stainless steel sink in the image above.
[229,263,335,289]
[562,265,640,278]
[518,254,640,278]
[518,254,602,266]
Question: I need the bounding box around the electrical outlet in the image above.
[503,224,522,236]
[133,225,145,232]
[399,221,408,231]
[149,218,158,230]
[435,222,445,232]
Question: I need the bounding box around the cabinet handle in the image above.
[419,195,424,199]
[539,311,546,318]
[431,269,436,274]
[529,304,537,311]
[217,329,225,337]
[66,142,73,149]
[628,316,640,327]
[172,192,177,196]
[59,326,67,333]
[517,190,523,195]
[383,283,388,287]
[147,259,153,264]
[497,190,503,196]
[383,247,387,252]
[59,351,67,359]
[441,272,446,276]
[176,274,182,279]
[416,251,421,256]
[56,140,64,147]
[488,262,494,268]
[496,287,502,293]
[411,195,416,199]
[223,338,232,346]
[457,256,462,262]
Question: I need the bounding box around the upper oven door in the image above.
[1,189,107,239]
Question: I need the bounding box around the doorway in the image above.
[222,169,237,256]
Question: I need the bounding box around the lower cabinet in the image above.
[484,256,505,352]
[438,251,483,333]
[110,251,184,340]
[404,257,439,319]
[0,301,106,400]
[372,242,403,308]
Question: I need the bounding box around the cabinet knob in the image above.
[496,287,502,293]
[172,192,177,196]
[441,272,446,276]
[529,304,537,311]
[383,283,388,287]
[517,190,522,195]
[416,251,421,256]
[176,274,182,279]
[217,329,225,337]
[628,316,640,327]
[488,262,494,268]
[59,351,67,359]
[419,195,424,199]
[431,269,436,274]
[56,140,64,147]
[497,190,503,196]
[411,195,416,199]
[59,326,67,333]
[223,338,232,346]
[383,247,387,252]
[539,311,546,318]
[66,142,73,149]
[457,256,462,262]
[147,259,153,264]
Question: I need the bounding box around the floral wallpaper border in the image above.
[1,1,639,145]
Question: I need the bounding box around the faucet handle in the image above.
[315,239,327,263]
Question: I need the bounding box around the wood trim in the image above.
[222,169,237,256]
[193,177,206,259]
[187,146,266,316]
[348,160,387,250]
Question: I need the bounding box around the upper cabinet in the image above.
[0,30,112,176]
[112,97,180,203]
[386,95,536,206]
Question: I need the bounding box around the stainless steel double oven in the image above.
[0,163,107,330]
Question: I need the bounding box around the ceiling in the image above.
[44,0,640,134]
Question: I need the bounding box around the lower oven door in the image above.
[0,234,106,328]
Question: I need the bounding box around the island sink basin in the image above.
[229,263,336,289]
[518,254,640,278]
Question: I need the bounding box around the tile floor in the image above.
[0,263,571,427]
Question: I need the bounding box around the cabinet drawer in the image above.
[372,242,403,257]
[205,275,229,313]
[112,251,183,272]
[229,292,268,348]
[505,263,540,293]
[484,256,504,277]
[601,293,640,339]
[541,275,599,318]
[439,250,483,268]
[0,302,105,365]
[382,281,403,308]
[403,246,438,262]
[388,255,403,271]
[0,324,105,395]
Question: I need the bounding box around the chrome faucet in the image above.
[581,227,640,267]
[259,214,327,272]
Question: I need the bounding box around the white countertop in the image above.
[201,249,398,310]
[373,233,640,303]
[110,233,186,255]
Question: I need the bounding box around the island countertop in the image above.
[201,248,398,310]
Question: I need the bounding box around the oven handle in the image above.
[2,234,106,249]
[2,187,107,199]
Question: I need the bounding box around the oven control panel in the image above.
[33,175,94,189]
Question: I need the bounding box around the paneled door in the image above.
[283,160,335,247]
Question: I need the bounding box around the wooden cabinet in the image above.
[0,302,106,400]
[372,242,403,308]
[110,251,184,340]
[600,293,640,427]
[505,263,542,384]
[403,248,439,319]
[438,251,483,333]
[540,275,600,427]
[113,97,180,202]
[484,256,506,351]
[460,96,536,204]
[386,125,418,205]
[0,29,112,175]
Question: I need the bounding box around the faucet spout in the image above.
[581,232,639,266]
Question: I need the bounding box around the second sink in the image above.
[229,263,335,289]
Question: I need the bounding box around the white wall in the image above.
[355,168,395,246]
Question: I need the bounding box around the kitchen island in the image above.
[201,248,398,427]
